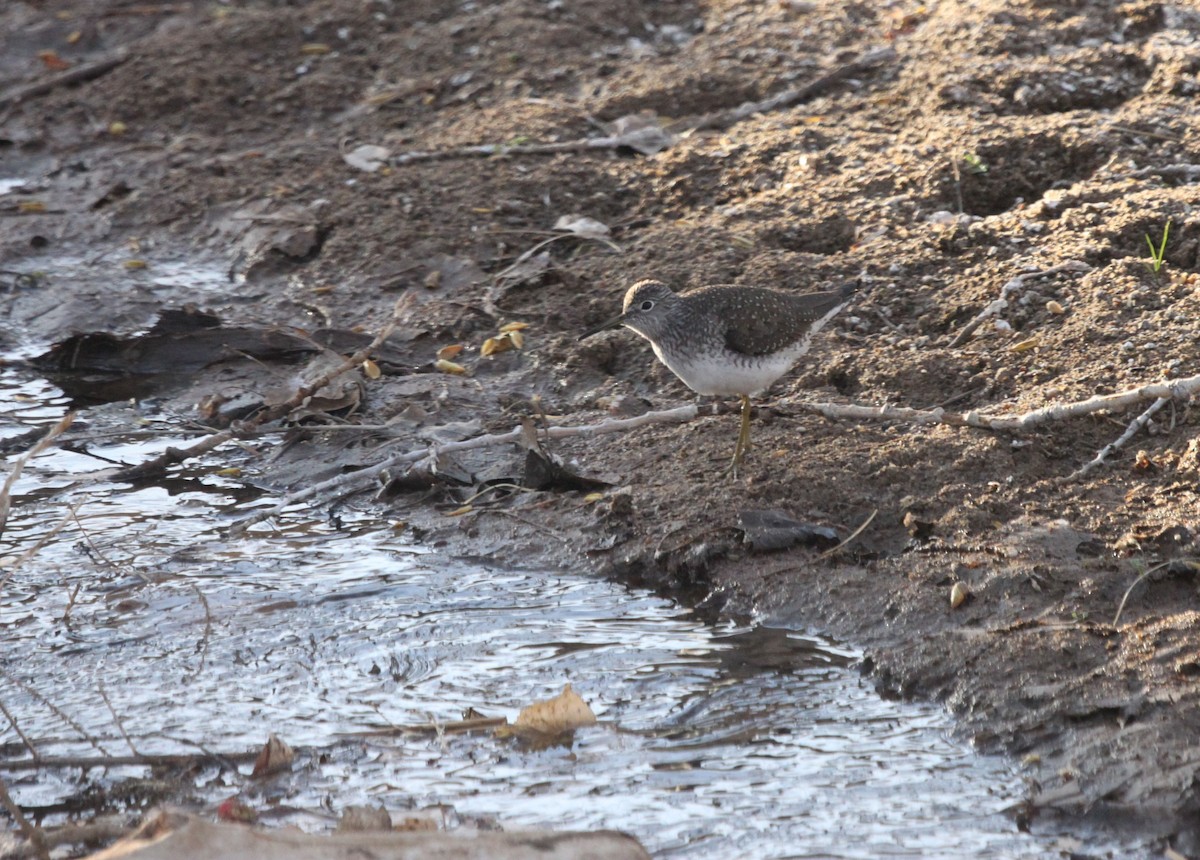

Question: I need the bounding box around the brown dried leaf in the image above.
[436,344,464,360]
[513,684,597,734]
[361,358,381,379]
[251,733,295,777]
[498,321,530,333]
[434,358,467,375]
[38,50,71,71]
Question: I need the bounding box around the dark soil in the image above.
[4,0,1200,850]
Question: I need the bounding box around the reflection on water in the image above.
[0,368,1140,858]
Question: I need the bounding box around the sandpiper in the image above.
[580,279,854,471]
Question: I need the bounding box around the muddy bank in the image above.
[3,0,1200,851]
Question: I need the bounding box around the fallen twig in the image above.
[0,501,84,592]
[6,817,133,859]
[0,670,113,757]
[393,137,630,165]
[110,296,413,483]
[1125,163,1200,180]
[0,412,76,540]
[186,585,214,682]
[948,260,1092,347]
[685,46,897,133]
[0,750,261,772]
[98,681,142,758]
[0,774,48,859]
[1070,396,1170,480]
[820,509,877,559]
[390,48,895,165]
[0,697,40,762]
[0,51,129,111]
[1112,560,1179,627]
[228,404,699,535]
[792,372,1200,433]
[343,716,508,738]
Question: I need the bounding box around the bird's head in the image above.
[579,279,679,342]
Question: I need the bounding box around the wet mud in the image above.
[3,0,1200,850]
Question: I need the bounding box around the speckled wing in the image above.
[702,286,847,357]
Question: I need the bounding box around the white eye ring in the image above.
[640,300,654,311]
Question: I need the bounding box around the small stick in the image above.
[342,716,508,738]
[0,51,129,111]
[98,681,142,758]
[186,585,214,682]
[6,818,133,859]
[1070,396,1169,480]
[0,501,84,591]
[0,698,40,762]
[791,372,1200,433]
[111,295,413,483]
[227,404,699,534]
[1112,560,1179,627]
[0,670,112,756]
[686,47,897,133]
[0,774,48,859]
[948,261,1091,347]
[0,750,261,772]
[389,48,896,165]
[0,411,76,539]
[821,509,877,559]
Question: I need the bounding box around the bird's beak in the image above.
[578,312,625,341]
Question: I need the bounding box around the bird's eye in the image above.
[640,300,654,311]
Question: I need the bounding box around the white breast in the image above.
[653,343,803,396]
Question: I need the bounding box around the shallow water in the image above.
[0,366,1139,858]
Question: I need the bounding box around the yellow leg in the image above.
[731,395,752,472]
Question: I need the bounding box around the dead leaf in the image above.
[343,144,391,172]
[495,250,551,288]
[553,214,611,240]
[251,733,295,777]
[513,684,596,734]
[216,797,258,824]
[601,112,675,155]
[124,259,148,270]
[38,50,71,71]
[361,358,381,379]
[300,42,331,54]
[436,344,464,360]
[434,358,467,375]
[17,201,46,214]
[499,321,530,333]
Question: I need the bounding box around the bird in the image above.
[579,278,854,472]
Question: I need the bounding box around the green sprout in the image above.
[1145,219,1172,274]
[962,152,988,175]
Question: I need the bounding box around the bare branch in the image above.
[0,774,47,859]
[111,295,414,483]
[228,404,700,535]
[0,412,76,540]
[792,373,1200,433]
[1070,396,1170,480]
[947,261,1091,347]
